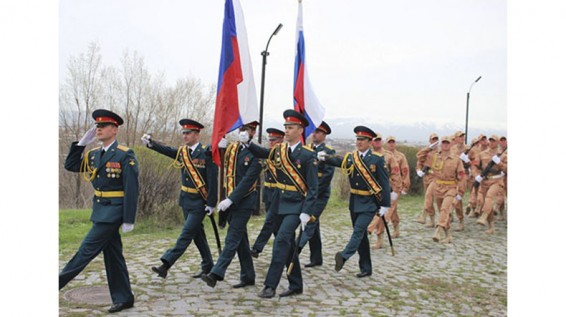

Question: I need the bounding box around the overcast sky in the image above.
[60,0,506,133]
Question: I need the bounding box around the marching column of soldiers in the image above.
[59,108,507,313]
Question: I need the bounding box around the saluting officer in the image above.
[247,109,318,298]
[250,128,285,258]
[60,109,138,313]
[318,126,391,278]
[298,121,336,268]
[142,119,218,280]
[201,121,262,289]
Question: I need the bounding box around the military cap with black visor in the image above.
[283,109,309,127]
[93,109,124,127]
[266,127,285,141]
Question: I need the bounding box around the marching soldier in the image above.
[143,119,218,280]
[201,121,262,289]
[319,126,391,278]
[449,130,467,229]
[60,109,138,313]
[299,121,336,268]
[473,135,507,234]
[384,136,410,237]
[367,133,402,249]
[462,134,487,218]
[246,109,318,298]
[430,136,466,244]
[415,133,439,227]
[250,128,285,258]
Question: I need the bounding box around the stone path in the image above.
[59,200,507,316]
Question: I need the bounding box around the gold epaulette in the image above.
[372,151,383,157]
[117,145,130,152]
[302,145,314,152]
[325,145,334,151]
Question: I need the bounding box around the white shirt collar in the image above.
[189,142,200,152]
[358,148,370,157]
[288,141,301,153]
[102,140,116,152]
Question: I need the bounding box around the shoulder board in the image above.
[324,144,334,150]
[117,145,130,152]
[372,151,383,157]
[202,144,207,149]
[302,145,314,152]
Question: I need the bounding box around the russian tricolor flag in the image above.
[212,0,258,166]
[293,1,325,139]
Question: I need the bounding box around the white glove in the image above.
[121,223,134,233]
[205,206,215,216]
[416,170,425,177]
[78,126,97,146]
[501,171,505,176]
[428,140,439,149]
[299,213,310,231]
[455,194,462,201]
[459,153,470,163]
[475,175,484,183]
[401,190,408,196]
[317,151,327,161]
[391,192,398,201]
[218,138,228,149]
[218,198,233,211]
[141,133,152,147]
[239,131,250,144]
[491,155,501,165]
[379,207,389,217]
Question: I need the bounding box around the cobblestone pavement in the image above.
[59,200,507,316]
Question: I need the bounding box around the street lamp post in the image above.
[255,23,282,216]
[258,23,283,145]
[465,75,482,144]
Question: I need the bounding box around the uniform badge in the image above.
[244,156,250,166]
[129,160,136,166]
[370,164,376,172]
[295,159,301,169]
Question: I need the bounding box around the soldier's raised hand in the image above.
[317,151,327,161]
[78,126,97,146]
[218,138,229,149]
[238,131,250,144]
[141,133,152,147]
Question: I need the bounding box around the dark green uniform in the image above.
[209,143,261,283]
[298,143,335,265]
[148,141,218,273]
[326,150,391,274]
[251,159,278,254]
[248,142,318,292]
[60,140,139,305]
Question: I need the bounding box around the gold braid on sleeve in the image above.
[340,152,354,176]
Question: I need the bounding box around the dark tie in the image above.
[359,153,364,160]
[189,148,193,156]
[101,149,106,157]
